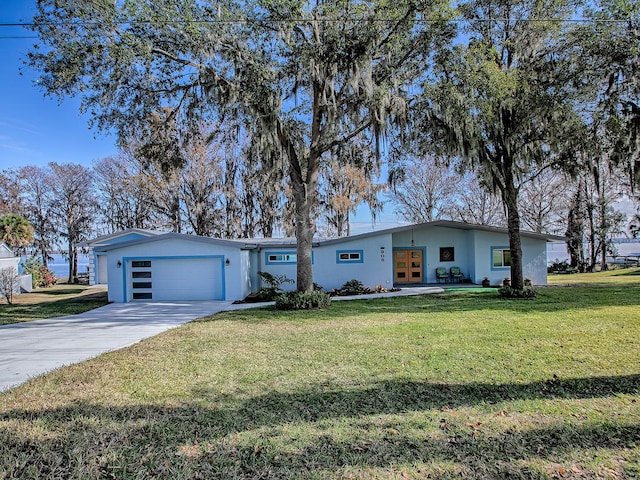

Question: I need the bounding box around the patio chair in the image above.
[436,267,448,283]
[449,266,464,283]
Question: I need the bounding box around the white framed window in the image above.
[336,250,364,263]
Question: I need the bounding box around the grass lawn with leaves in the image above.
[0,285,108,325]
[1,271,638,478]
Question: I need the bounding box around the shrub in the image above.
[256,271,293,301]
[275,291,331,310]
[21,256,56,288]
[338,279,368,295]
[498,286,537,299]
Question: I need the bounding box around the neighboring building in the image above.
[93,221,563,303]
[0,242,32,295]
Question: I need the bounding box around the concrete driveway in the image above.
[0,301,234,392]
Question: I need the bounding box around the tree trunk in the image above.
[278,116,317,293]
[502,160,524,290]
[599,199,608,271]
[67,238,74,284]
[293,181,314,292]
[40,245,48,268]
[72,247,78,279]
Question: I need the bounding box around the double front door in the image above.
[394,249,423,283]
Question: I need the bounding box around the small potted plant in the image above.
[503,278,511,287]
[482,277,491,287]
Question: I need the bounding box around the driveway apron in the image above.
[0,301,231,392]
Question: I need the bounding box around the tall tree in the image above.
[18,165,56,267]
[574,0,640,190]
[389,156,458,223]
[320,138,383,237]
[93,153,157,232]
[180,130,225,237]
[240,144,286,238]
[29,0,454,292]
[0,170,24,216]
[47,163,96,283]
[132,108,185,233]
[416,0,581,290]
[566,178,587,270]
[451,174,507,227]
[518,170,570,235]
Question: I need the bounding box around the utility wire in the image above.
[0,17,637,28]
[0,16,635,39]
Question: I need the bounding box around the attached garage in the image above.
[97,233,252,303]
[125,256,225,302]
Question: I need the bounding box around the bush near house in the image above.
[274,290,331,310]
[255,271,294,301]
[21,256,56,288]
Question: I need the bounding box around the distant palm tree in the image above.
[0,214,34,252]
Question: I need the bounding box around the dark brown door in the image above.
[394,249,423,283]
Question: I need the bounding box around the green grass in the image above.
[1,273,639,479]
[0,285,108,325]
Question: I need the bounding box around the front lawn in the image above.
[0,274,638,478]
[0,285,108,325]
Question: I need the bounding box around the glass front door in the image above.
[394,249,423,283]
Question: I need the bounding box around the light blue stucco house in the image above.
[87,221,563,303]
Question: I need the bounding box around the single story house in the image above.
[88,221,564,303]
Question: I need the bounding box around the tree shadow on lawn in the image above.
[2,374,639,478]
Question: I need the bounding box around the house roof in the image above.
[94,232,250,252]
[0,242,15,258]
[94,220,565,253]
[317,220,566,246]
[81,228,162,247]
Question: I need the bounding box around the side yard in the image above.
[0,272,638,478]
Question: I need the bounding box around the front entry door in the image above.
[394,249,423,283]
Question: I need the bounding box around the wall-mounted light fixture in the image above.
[117,260,122,268]
[225,258,230,266]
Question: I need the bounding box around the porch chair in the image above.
[435,267,448,283]
[449,266,464,283]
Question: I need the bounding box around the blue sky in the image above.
[0,1,118,171]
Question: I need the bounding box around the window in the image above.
[133,292,153,300]
[132,271,152,278]
[132,282,152,289]
[131,260,151,268]
[492,247,512,268]
[336,250,363,263]
[265,252,297,265]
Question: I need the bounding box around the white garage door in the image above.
[128,258,224,301]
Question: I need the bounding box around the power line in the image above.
[0,17,637,28]
[0,15,634,39]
